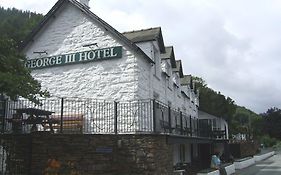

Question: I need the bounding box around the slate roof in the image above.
[123,27,165,53]
[160,46,177,68]
[173,60,184,78]
[20,0,154,63]
[198,110,222,120]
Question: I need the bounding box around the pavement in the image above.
[236,151,281,175]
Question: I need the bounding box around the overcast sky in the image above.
[1,0,281,113]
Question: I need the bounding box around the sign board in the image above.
[26,46,122,69]
[95,147,113,153]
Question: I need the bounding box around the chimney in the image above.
[79,0,90,8]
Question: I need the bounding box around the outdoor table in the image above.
[12,108,56,133]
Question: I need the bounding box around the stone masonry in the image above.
[1,134,173,175]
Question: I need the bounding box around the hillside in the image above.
[0,6,43,44]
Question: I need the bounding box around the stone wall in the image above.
[229,142,259,158]
[1,134,173,175]
[0,135,32,175]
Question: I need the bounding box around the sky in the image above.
[1,0,281,113]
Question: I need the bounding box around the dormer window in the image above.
[161,60,170,77]
[173,73,180,87]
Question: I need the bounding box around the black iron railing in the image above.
[0,98,226,139]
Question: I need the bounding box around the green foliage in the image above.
[231,106,262,139]
[193,76,264,139]
[272,141,281,151]
[259,135,278,147]
[0,7,48,103]
[0,37,49,103]
[261,107,281,140]
[193,76,236,122]
[0,6,43,44]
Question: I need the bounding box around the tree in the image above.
[0,7,43,44]
[261,107,281,140]
[0,37,49,103]
[232,106,262,139]
[193,76,236,122]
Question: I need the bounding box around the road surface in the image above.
[236,152,281,175]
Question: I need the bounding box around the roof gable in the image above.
[20,0,153,63]
[160,46,176,68]
[173,60,184,78]
[123,27,165,53]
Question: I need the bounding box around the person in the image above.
[210,152,221,169]
[210,152,227,175]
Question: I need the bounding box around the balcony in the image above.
[0,98,227,140]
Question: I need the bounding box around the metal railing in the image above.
[0,98,226,139]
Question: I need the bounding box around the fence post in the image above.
[224,125,227,139]
[168,106,172,133]
[114,101,118,135]
[180,112,183,135]
[152,100,156,133]
[0,99,7,133]
[196,118,199,137]
[190,115,192,136]
[60,98,64,133]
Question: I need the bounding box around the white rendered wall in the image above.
[22,2,199,133]
[136,40,199,119]
[24,3,139,101]
[137,41,198,118]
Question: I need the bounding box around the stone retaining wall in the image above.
[1,133,173,175]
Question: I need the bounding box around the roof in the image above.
[180,75,192,86]
[160,46,177,68]
[20,0,154,64]
[198,110,219,120]
[198,111,227,123]
[172,60,184,78]
[123,27,165,53]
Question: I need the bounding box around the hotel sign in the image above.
[26,46,122,69]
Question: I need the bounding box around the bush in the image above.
[272,141,281,151]
[259,135,277,147]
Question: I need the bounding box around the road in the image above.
[236,152,281,175]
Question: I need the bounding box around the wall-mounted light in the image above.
[83,43,98,49]
[33,51,48,55]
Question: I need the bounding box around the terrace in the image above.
[0,98,227,140]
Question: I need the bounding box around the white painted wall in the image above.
[224,164,235,175]
[254,151,275,162]
[136,40,199,119]
[234,157,255,169]
[197,170,220,175]
[24,3,139,102]
[22,1,199,133]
